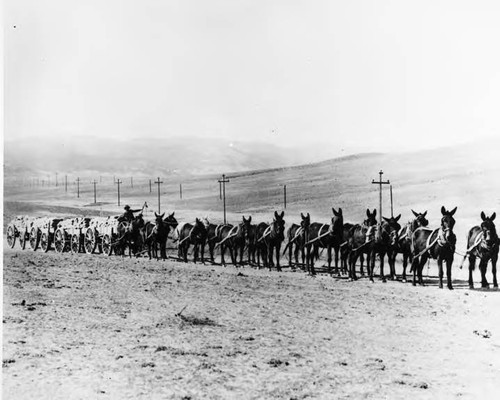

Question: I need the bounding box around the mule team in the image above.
[120,206,498,291]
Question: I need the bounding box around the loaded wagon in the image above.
[6,216,33,250]
[28,217,64,252]
[53,217,92,253]
[83,216,121,256]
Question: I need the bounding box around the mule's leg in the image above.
[418,255,428,286]
[229,245,236,266]
[276,243,282,272]
[437,257,444,289]
[184,244,189,263]
[379,251,386,282]
[268,245,273,271]
[411,256,419,286]
[468,255,476,289]
[327,246,333,275]
[402,252,408,282]
[334,245,340,276]
[492,254,498,288]
[360,253,365,276]
[221,243,226,266]
[349,251,358,281]
[309,245,316,276]
[446,256,454,290]
[479,257,489,288]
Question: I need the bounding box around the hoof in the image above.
[448,285,454,290]
[469,285,474,290]
[481,283,490,289]
[494,283,499,288]
[412,282,416,287]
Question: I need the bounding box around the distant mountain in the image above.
[4,135,341,179]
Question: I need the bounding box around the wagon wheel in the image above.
[102,234,113,256]
[29,227,40,251]
[71,234,81,253]
[6,225,16,248]
[40,232,51,253]
[84,228,97,254]
[19,229,27,250]
[54,228,67,253]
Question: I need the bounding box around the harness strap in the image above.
[414,228,440,258]
[257,226,272,242]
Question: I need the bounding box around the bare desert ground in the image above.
[3,240,500,400]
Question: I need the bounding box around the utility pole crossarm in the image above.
[371,170,390,224]
[217,174,230,224]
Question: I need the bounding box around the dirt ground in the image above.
[3,242,500,400]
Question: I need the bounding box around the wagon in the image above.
[53,217,92,254]
[6,216,33,250]
[83,216,121,256]
[27,217,64,252]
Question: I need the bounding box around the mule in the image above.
[348,209,378,281]
[160,212,178,259]
[202,217,220,263]
[255,211,286,271]
[283,213,310,270]
[411,206,457,289]
[466,212,498,289]
[177,218,208,263]
[393,210,429,282]
[370,214,402,282]
[307,208,344,276]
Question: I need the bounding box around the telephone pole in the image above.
[390,185,394,218]
[155,177,163,213]
[283,184,287,209]
[179,183,182,199]
[115,179,122,206]
[91,180,98,204]
[76,177,81,198]
[218,174,230,224]
[65,175,68,193]
[371,170,390,224]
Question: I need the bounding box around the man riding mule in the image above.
[465,211,498,289]
[119,204,145,223]
[116,213,146,257]
[411,206,457,290]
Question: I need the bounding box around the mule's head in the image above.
[364,208,377,227]
[330,207,343,234]
[411,209,429,228]
[193,218,208,240]
[383,214,402,245]
[154,212,165,226]
[241,216,253,240]
[132,213,145,231]
[480,211,497,247]
[300,212,311,231]
[163,212,178,229]
[440,206,457,243]
[274,211,286,240]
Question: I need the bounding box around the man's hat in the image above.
[124,205,130,210]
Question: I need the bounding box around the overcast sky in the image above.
[5,0,500,152]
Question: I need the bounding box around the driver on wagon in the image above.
[122,205,142,222]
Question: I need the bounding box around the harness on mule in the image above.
[303,224,329,247]
[413,227,442,258]
[458,232,485,269]
[257,226,272,243]
[215,225,240,248]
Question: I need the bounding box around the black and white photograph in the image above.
[3,1,500,398]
